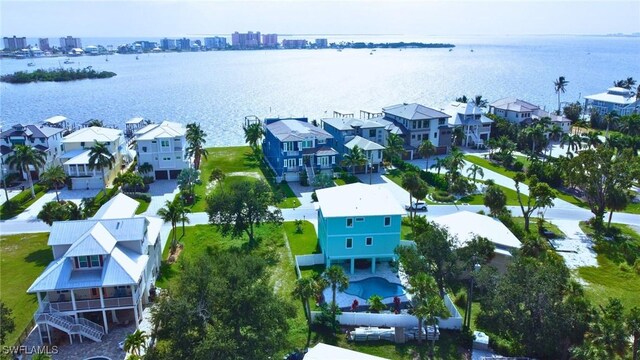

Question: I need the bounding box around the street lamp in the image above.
[463,263,481,329]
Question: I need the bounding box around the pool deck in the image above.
[322,262,410,309]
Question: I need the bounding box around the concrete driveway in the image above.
[13,188,100,220]
[140,180,179,216]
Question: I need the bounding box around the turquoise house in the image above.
[315,183,406,274]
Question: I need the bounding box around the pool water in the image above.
[343,277,406,300]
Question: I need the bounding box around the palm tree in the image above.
[455,95,469,103]
[554,76,569,114]
[603,111,619,138]
[445,148,465,181]
[406,273,449,349]
[87,142,115,196]
[157,200,189,254]
[430,157,447,175]
[452,127,465,147]
[186,123,209,170]
[583,131,603,149]
[473,95,488,108]
[626,307,640,360]
[138,162,153,176]
[40,165,67,202]
[401,172,421,218]
[384,133,405,164]
[341,145,367,174]
[323,265,349,326]
[209,167,226,187]
[242,122,265,152]
[123,329,148,356]
[84,118,104,127]
[561,133,577,157]
[292,277,319,347]
[605,188,628,228]
[6,145,46,198]
[549,124,563,142]
[619,114,640,137]
[466,164,484,183]
[417,140,436,171]
[525,125,546,157]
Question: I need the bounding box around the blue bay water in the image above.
[1,35,639,146]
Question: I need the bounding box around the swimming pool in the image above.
[343,277,406,300]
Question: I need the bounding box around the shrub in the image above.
[143,176,155,184]
[420,171,448,191]
[454,291,467,308]
[511,160,524,172]
[129,193,151,202]
[432,190,455,203]
[299,171,309,186]
[311,191,318,202]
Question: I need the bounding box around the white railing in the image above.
[284,150,299,156]
[295,254,324,267]
[103,296,134,308]
[35,304,104,342]
[77,317,104,336]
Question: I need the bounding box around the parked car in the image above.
[405,201,428,211]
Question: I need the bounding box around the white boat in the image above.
[27,62,35,66]
[135,55,139,60]
[63,58,74,64]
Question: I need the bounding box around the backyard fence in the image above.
[310,294,462,330]
[294,254,325,278]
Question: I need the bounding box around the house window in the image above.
[331,156,335,164]
[317,138,326,145]
[411,134,416,139]
[434,132,437,138]
[142,146,147,152]
[384,216,391,227]
[78,256,89,268]
[80,142,85,147]
[417,134,422,140]
[152,140,156,143]
[346,218,353,228]
[299,158,303,166]
[90,255,100,267]
[163,156,171,161]
[346,238,353,249]
[355,217,364,222]
[369,129,376,137]
[366,237,373,246]
[161,140,169,147]
[439,119,446,125]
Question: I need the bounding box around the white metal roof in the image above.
[63,126,122,143]
[432,211,521,251]
[93,193,140,220]
[126,117,145,124]
[48,218,147,246]
[345,136,385,151]
[64,223,117,257]
[144,216,164,246]
[584,88,639,105]
[62,149,91,165]
[135,121,186,140]
[305,343,389,360]
[383,103,450,120]
[44,115,68,125]
[316,183,405,218]
[490,98,539,112]
[322,117,385,131]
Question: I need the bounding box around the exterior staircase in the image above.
[35,304,104,342]
[305,165,316,185]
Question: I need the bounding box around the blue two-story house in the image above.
[315,183,406,274]
[262,118,338,182]
[321,117,386,173]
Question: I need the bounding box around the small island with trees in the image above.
[343,41,455,49]
[0,66,117,84]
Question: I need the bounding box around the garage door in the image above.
[169,170,181,179]
[155,170,168,180]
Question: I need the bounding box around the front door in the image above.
[317,156,329,168]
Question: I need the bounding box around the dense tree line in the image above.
[1,67,116,83]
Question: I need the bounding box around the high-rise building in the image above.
[3,36,27,51]
[176,38,191,51]
[204,37,227,50]
[160,38,176,50]
[38,38,50,51]
[262,34,278,48]
[59,36,82,52]
[231,31,261,49]
[315,38,328,48]
[282,39,308,49]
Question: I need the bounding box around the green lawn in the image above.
[577,222,640,310]
[458,183,528,206]
[0,233,52,346]
[464,155,519,180]
[0,187,48,220]
[191,146,300,211]
[623,202,640,214]
[134,197,150,214]
[334,179,346,186]
[284,221,320,256]
[511,217,565,239]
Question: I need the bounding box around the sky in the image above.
[1,0,639,38]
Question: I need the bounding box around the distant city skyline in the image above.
[2,0,640,38]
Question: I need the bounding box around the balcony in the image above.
[283,150,299,156]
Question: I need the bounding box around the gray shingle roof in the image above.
[266,119,333,142]
[382,103,450,120]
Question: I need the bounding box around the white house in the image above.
[134,121,188,180]
[441,102,493,148]
[432,211,522,273]
[59,127,129,190]
[0,123,65,180]
[584,87,640,117]
[489,98,572,134]
[305,343,389,360]
[344,136,385,173]
[27,193,164,345]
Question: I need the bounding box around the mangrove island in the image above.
[1,67,117,84]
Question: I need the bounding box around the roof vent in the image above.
[116,221,121,230]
